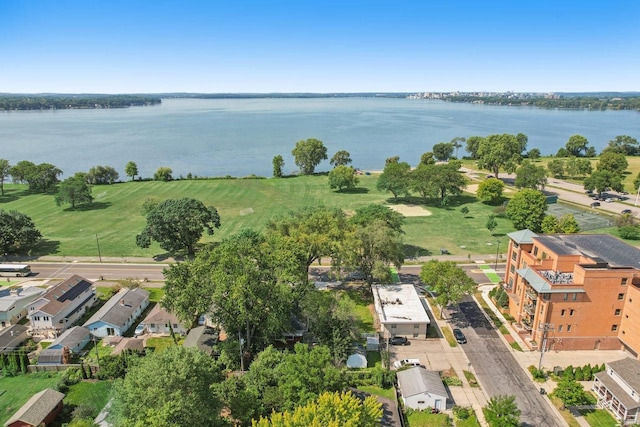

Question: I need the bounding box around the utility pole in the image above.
[95,234,102,263]
[538,323,555,370]
[92,335,100,370]
[495,240,501,270]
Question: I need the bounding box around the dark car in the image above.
[590,202,601,208]
[622,209,633,215]
[389,336,409,346]
[453,328,467,344]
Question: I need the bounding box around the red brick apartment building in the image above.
[505,230,640,357]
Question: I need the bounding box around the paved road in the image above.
[27,262,166,282]
[453,296,563,427]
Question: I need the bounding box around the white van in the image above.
[393,358,421,369]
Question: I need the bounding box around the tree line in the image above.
[446,94,640,111]
[0,94,161,110]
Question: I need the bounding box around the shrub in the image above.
[583,364,592,381]
[574,366,584,381]
[528,365,546,381]
[443,376,463,386]
[453,406,472,420]
[564,365,575,380]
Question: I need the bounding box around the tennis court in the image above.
[546,203,614,231]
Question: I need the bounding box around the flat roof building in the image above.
[372,284,430,339]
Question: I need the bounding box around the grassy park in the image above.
[1,174,519,258]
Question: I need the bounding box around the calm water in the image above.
[2,98,639,178]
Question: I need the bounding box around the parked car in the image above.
[389,336,409,346]
[605,198,615,203]
[134,323,146,337]
[453,328,467,344]
[393,358,421,369]
[622,209,633,215]
[590,202,601,208]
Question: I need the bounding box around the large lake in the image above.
[2,98,639,178]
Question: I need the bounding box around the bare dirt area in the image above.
[386,204,432,217]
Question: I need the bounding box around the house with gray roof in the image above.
[593,358,640,425]
[37,326,92,365]
[5,388,65,427]
[83,288,149,338]
[27,275,96,338]
[182,326,219,356]
[0,324,28,354]
[142,304,187,336]
[0,287,45,329]
[396,366,448,411]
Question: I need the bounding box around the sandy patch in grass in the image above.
[387,204,432,217]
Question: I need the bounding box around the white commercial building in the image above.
[372,284,430,339]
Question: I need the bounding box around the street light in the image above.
[495,240,501,270]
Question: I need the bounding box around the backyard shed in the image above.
[396,366,448,411]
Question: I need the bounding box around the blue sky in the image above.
[1,1,638,93]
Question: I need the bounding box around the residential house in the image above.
[83,288,149,338]
[396,366,448,411]
[0,287,45,328]
[142,305,187,335]
[372,284,430,339]
[504,230,640,355]
[182,326,219,356]
[0,325,28,354]
[26,275,96,338]
[37,326,91,365]
[4,388,65,427]
[593,358,640,425]
[110,337,144,356]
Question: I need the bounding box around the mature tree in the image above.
[505,189,547,232]
[153,166,173,181]
[136,198,220,256]
[597,151,628,175]
[419,152,436,165]
[0,209,42,255]
[565,157,592,178]
[266,206,350,271]
[346,219,404,284]
[350,204,405,233]
[583,170,624,195]
[328,165,359,191]
[585,146,598,158]
[376,161,411,201]
[483,395,521,427]
[558,214,580,233]
[432,142,454,161]
[9,160,36,184]
[514,160,547,190]
[486,215,498,236]
[419,260,475,318]
[385,156,400,165]
[477,178,505,204]
[476,133,525,178]
[108,346,226,427]
[87,165,119,184]
[125,161,138,181]
[411,162,466,203]
[272,155,284,178]
[162,262,214,325]
[547,159,565,178]
[634,172,640,191]
[541,215,560,234]
[552,378,591,408]
[465,136,485,159]
[450,136,466,159]
[55,173,93,208]
[11,161,62,193]
[565,134,589,157]
[616,214,640,240]
[252,391,382,427]
[0,159,10,196]
[329,150,352,167]
[604,135,639,156]
[556,147,570,158]
[291,138,327,175]
[526,148,541,160]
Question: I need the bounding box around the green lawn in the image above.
[0,372,61,425]
[2,174,518,258]
[65,380,113,418]
[358,385,395,400]
[441,326,457,347]
[341,288,375,333]
[145,336,181,352]
[406,410,451,427]
[145,287,165,303]
[580,408,617,427]
[82,339,113,364]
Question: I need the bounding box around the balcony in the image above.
[523,304,536,316]
[525,289,538,301]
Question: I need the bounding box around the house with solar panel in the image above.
[26,275,97,338]
[84,287,149,338]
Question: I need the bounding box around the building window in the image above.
[564,293,568,301]
[615,309,621,316]
[569,309,574,316]
[417,401,425,404]
[390,324,397,329]
[567,325,572,332]
[618,293,625,300]
[612,325,618,332]
[626,314,629,319]
[558,325,563,332]
[523,261,528,268]
[572,293,577,301]
[622,278,628,286]
[414,324,420,328]
[533,247,539,256]
[512,252,517,261]
[509,278,514,286]
[560,309,565,316]
[510,265,515,273]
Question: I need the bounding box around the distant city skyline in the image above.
[1,1,638,94]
